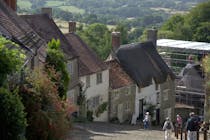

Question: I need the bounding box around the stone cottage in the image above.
[107,31,175,124]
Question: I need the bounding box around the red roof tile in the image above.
[105,59,134,89]
[21,14,78,59]
[0,1,46,59]
[65,33,107,76]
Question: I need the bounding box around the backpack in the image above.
[166,121,171,129]
[187,117,200,131]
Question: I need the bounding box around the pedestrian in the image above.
[186,112,199,140]
[143,112,150,129]
[163,117,174,140]
[176,114,182,128]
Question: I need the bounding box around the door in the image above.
[139,99,144,120]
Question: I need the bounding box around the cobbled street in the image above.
[67,122,176,140]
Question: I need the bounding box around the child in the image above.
[163,117,174,140]
[143,112,150,129]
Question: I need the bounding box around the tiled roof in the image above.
[116,41,175,87]
[21,14,78,59]
[105,59,134,89]
[0,1,46,61]
[65,33,107,76]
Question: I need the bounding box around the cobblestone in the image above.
[67,122,176,140]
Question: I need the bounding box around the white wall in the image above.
[133,80,160,120]
[80,69,109,122]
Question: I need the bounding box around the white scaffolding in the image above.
[157,39,210,114]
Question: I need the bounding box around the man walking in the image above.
[163,117,174,140]
[186,112,199,140]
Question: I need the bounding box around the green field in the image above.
[59,5,85,14]
[45,1,65,7]
[17,0,32,9]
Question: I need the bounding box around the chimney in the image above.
[112,32,121,52]
[147,29,158,47]
[41,7,52,18]
[69,21,76,33]
[4,0,17,11]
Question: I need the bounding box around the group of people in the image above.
[143,112,201,140]
[162,112,201,140]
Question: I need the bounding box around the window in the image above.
[96,72,102,84]
[124,88,129,95]
[124,102,130,111]
[113,91,119,99]
[86,75,90,87]
[67,62,74,75]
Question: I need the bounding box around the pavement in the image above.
[66,122,176,140]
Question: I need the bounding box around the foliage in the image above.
[0,88,27,140]
[159,1,210,42]
[114,23,129,44]
[19,67,74,140]
[0,36,25,86]
[95,102,108,117]
[46,39,70,99]
[78,23,111,60]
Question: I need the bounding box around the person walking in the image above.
[176,114,182,128]
[163,117,174,140]
[143,112,150,129]
[176,114,182,134]
[186,112,199,140]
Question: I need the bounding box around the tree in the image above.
[193,22,210,42]
[115,23,129,44]
[46,39,70,99]
[159,1,210,42]
[78,23,111,60]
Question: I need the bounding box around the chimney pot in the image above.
[112,32,121,52]
[4,0,17,11]
[41,7,52,18]
[69,21,76,33]
[147,29,158,47]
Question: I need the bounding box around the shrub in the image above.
[46,39,70,99]
[0,36,25,86]
[19,68,74,140]
[95,102,107,117]
[0,88,27,140]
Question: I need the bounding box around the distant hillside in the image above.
[17,0,208,43]
[18,0,207,25]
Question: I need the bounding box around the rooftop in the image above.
[157,39,210,54]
